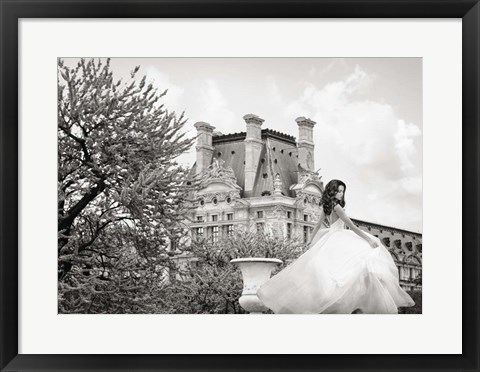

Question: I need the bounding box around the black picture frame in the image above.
[1,1,478,371]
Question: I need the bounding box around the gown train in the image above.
[256,218,415,314]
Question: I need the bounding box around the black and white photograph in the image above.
[57,57,422,315]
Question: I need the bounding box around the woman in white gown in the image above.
[257,179,415,314]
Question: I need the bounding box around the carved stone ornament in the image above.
[290,166,324,200]
[200,157,239,188]
[297,165,322,185]
[273,173,283,195]
[404,254,422,266]
[201,191,240,204]
[272,204,286,218]
[295,191,319,206]
[296,191,306,201]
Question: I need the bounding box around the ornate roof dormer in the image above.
[290,165,324,201]
[199,158,239,189]
[195,158,242,205]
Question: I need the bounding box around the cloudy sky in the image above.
[65,58,422,233]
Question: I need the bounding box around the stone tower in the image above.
[295,117,316,172]
[243,114,264,197]
[194,121,215,175]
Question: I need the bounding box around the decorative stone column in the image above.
[295,117,316,172]
[273,173,283,195]
[230,257,282,314]
[243,114,264,197]
[194,121,215,175]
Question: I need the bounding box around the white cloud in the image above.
[266,77,282,105]
[400,175,423,195]
[144,66,185,114]
[394,119,422,172]
[283,65,422,231]
[199,79,236,133]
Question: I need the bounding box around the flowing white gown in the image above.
[257,217,415,314]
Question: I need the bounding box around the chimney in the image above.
[295,117,316,171]
[243,114,264,197]
[194,121,215,175]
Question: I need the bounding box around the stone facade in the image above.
[185,114,422,291]
[348,220,422,291]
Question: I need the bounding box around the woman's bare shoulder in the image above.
[333,203,345,213]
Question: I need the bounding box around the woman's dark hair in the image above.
[321,179,346,215]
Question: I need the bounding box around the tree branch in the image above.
[58,178,106,237]
[58,123,92,163]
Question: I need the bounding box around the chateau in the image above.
[185,114,422,291]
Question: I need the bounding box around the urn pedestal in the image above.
[230,258,283,314]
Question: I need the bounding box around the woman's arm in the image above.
[333,204,379,248]
[308,207,325,245]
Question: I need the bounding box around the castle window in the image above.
[273,147,276,151]
[281,149,284,154]
[196,216,203,222]
[410,268,415,280]
[227,225,234,236]
[263,173,268,179]
[227,213,233,221]
[217,152,222,157]
[287,211,292,219]
[289,152,292,157]
[212,215,218,222]
[303,226,309,244]
[287,223,292,239]
[257,211,264,218]
[261,158,265,163]
[212,226,219,242]
[200,199,205,206]
[274,159,278,164]
[303,214,309,222]
[212,198,218,205]
[231,151,235,155]
[226,197,231,204]
[261,191,271,196]
[197,227,204,237]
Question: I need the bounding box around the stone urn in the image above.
[230,258,283,314]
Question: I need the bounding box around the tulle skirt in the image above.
[257,228,415,314]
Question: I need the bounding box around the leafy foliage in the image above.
[158,229,307,314]
[398,290,422,314]
[57,58,196,313]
